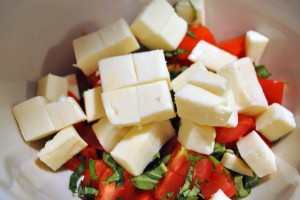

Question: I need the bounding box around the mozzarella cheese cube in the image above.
[73,31,105,76]
[83,86,106,122]
[175,0,206,25]
[256,103,296,141]
[171,61,207,93]
[137,81,176,124]
[140,12,188,51]
[210,189,231,200]
[37,74,68,102]
[37,126,87,171]
[132,50,170,86]
[130,0,174,41]
[111,120,175,176]
[188,40,237,71]
[237,131,277,177]
[99,54,138,92]
[246,30,269,65]
[131,0,187,50]
[175,84,233,126]
[45,96,86,130]
[223,90,238,127]
[12,96,56,141]
[217,57,268,116]
[102,87,140,126]
[220,153,254,177]
[65,74,80,100]
[188,70,227,95]
[92,117,129,152]
[99,18,140,57]
[73,18,139,76]
[178,119,215,155]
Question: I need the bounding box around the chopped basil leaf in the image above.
[187,153,203,163]
[131,163,167,190]
[208,155,220,166]
[188,0,198,22]
[176,48,189,55]
[166,192,174,198]
[78,185,99,196]
[164,48,189,58]
[255,65,271,78]
[69,155,86,193]
[103,152,117,171]
[161,154,171,165]
[234,175,251,198]
[105,167,124,186]
[89,159,99,180]
[213,143,226,154]
[244,174,260,189]
[187,30,197,39]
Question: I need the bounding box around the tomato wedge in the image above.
[167,144,190,176]
[193,157,213,182]
[215,115,255,143]
[64,147,98,171]
[218,37,246,58]
[134,190,155,200]
[177,25,216,62]
[258,78,285,105]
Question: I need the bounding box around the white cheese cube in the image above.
[175,0,206,25]
[188,40,237,71]
[237,131,277,177]
[137,81,176,124]
[99,54,138,92]
[65,74,80,100]
[99,18,140,57]
[37,74,68,102]
[175,84,233,126]
[188,70,227,95]
[37,126,87,171]
[45,96,87,130]
[210,189,231,200]
[217,57,268,116]
[220,153,254,177]
[12,96,56,141]
[83,86,106,122]
[73,31,106,76]
[132,50,170,86]
[140,12,188,51]
[110,120,175,176]
[101,87,140,126]
[178,119,215,155]
[223,90,238,127]
[92,117,129,152]
[130,0,174,41]
[256,103,296,141]
[171,61,207,93]
[246,30,269,65]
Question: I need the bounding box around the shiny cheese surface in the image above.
[220,152,254,176]
[246,30,269,65]
[83,86,106,122]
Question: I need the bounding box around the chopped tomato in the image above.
[193,157,213,182]
[177,25,217,62]
[64,156,82,171]
[89,72,101,87]
[215,114,255,143]
[258,78,285,105]
[64,147,98,171]
[154,171,186,200]
[167,144,190,176]
[134,190,155,200]
[75,124,105,150]
[218,37,246,58]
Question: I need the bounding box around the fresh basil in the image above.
[255,65,271,78]
[234,175,251,198]
[69,154,86,193]
[89,159,99,180]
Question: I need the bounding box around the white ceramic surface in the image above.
[0,0,299,199]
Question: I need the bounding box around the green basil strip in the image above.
[161,154,171,165]
[234,175,251,198]
[188,0,198,22]
[255,65,271,78]
[213,143,226,154]
[69,155,86,193]
[187,153,204,163]
[105,167,124,185]
[78,185,99,196]
[208,155,220,166]
[103,152,117,172]
[244,174,260,189]
[89,159,99,180]
[187,30,197,39]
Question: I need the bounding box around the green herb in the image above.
[213,143,226,154]
[208,155,220,166]
[187,30,197,38]
[105,167,124,186]
[131,163,168,190]
[188,0,198,22]
[164,48,189,58]
[234,175,251,198]
[103,152,117,171]
[89,159,99,180]
[255,65,271,78]
[244,174,260,189]
[187,153,203,163]
[161,154,171,165]
[78,185,99,196]
[69,155,86,193]
[166,192,174,198]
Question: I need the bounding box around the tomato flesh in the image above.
[258,78,284,105]
[218,37,246,58]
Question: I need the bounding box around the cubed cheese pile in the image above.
[130,0,187,51]
[99,50,176,126]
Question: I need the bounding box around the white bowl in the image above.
[0,0,299,199]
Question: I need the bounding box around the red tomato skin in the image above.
[167,144,191,176]
[218,37,246,58]
[178,25,217,61]
[258,78,284,105]
[64,147,98,171]
[193,157,213,182]
[134,190,155,200]
[215,114,255,143]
